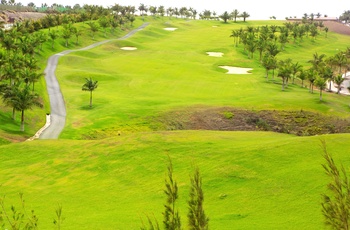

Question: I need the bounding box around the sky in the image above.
[20,0,348,20]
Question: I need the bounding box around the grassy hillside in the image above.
[0,18,144,141]
[0,17,349,229]
[55,18,350,139]
[1,132,350,229]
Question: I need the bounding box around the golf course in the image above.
[1,14,350,229]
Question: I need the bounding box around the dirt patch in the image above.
[323,21,350,36]
[1,11,46,22]
[154,107,350,136]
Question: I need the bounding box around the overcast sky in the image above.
[21,0,347,20]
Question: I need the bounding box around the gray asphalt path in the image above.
[39,23,149,139]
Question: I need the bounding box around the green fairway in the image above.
[55,18,350,139]
[1,16,350,229]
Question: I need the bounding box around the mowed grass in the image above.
[1,131,350,229]
[56,18,350,139]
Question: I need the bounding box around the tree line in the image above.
[230,20,350,100]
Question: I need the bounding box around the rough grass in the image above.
[0,132,350,229]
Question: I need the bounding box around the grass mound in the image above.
[154,107,350,136]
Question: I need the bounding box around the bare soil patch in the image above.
[1,11,46,21]
[154,107,350,136]
[323,21,350,36]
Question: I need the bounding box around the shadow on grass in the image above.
[79,105,96,110]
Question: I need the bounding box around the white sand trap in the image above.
[164,28,178,31]
[219,66,253,74]
[120,47,137,51]
[207,52,224,57]
[212,26,218,28]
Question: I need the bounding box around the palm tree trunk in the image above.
[20,110,24,131]
[90,91,92,107]
[12,107,15,120]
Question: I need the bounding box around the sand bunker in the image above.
[120,47,137,51]
[164,28,178,31]
[219,66,253,74]
[207,52,224,57]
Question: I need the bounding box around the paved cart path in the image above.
[39,23,149,139]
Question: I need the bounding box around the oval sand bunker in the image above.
[164,28,178,31]
[219,66,253,74]
[120,47,137,51]
[207,52,224,57]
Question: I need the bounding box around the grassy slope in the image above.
[0,19,144,141]
[56,18,350,139]
[0,132,350,229]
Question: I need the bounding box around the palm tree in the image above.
[240,11,250,22]
[61,27,72,47]
[220,11,230,23]
[21,68,42,91]
[291,62,302,84]
[315,77,327,101]
[333,52,347,74]
[307,68,317,93]
[266,42,280,57]
[49,30,59,49]
[88,22,99,39]
[308,52,326,72]
[82,77,98,108]
[256,38,267,61]
[278,59,292,91]
[231,9,239,22]
[298,69,307,87]
[11,84,42,131]
[71,27,82,45]
[262,53,275,79]
[98,16,110,37]
[333,74,345,94]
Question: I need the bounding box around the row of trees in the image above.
[230,20,350,100]
[141,158,208,230]
[0,26,43,131]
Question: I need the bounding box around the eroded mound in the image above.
[154,107,350,136]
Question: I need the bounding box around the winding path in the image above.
[39,23,149,139]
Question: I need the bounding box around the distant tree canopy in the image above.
[340,10,350,23]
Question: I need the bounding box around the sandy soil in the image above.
[120,47,137,50]
[206,52,223,57]
[219,66,253,74]
[323,21,350,36]
[164,28,177,31]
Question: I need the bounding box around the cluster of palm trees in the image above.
[0,29,43,131]
[0,4,137,131]
[219,10,250,23]
[138,4,198,20]
[230,20,350,100]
